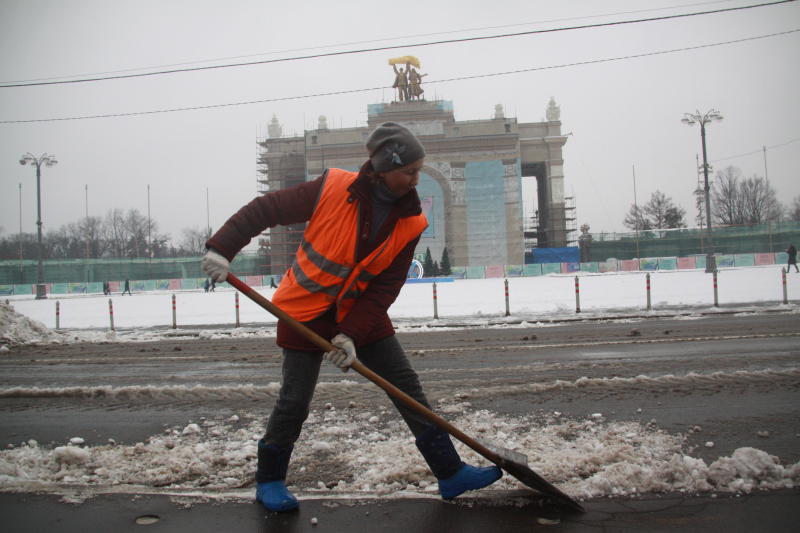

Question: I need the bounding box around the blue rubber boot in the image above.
[256,480,298,512]
[415,426,503,499]
[438,463,503,500]
[255,441,298,512]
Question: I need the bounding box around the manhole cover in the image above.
[135,515,160,525]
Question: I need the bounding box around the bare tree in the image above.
[179,227,210,255]
[149,232,171,258]
[712,166,743,225]
[623,204,651,231]
[789,195,800,222]
[0,232,38,261]
[3,207,184,261]
[44,226,80,258]
[739,176,783,224]
[40,221,101,259]
[712,166,783,225]
[124,209,148,258]
[78,215,107,258]
[103,208,129,258]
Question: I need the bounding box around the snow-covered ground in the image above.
[3,265,798,345]
[2,404,798,503]
[1,266,799,503]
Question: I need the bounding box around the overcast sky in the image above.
[1,0,798,251]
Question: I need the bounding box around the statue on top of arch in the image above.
[389,56,427,102]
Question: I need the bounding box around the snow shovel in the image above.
[226,273,583,513]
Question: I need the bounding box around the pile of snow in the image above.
[0,402,797,499]
[0,301,64,347]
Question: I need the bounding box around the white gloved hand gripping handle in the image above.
[201,249,230,283]
[323,333,357,372]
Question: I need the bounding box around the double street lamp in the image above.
[682,109,722,273]
[19,152,58,299]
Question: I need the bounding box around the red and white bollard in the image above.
[108,299,115,331]
[646,273,652,311]
[235,291,240,327]
[171,294,177,329]
[432,282,439,320]
[712,271,719,308]
[55,301,60,329]
[782,267,788,305]
[504,279,510,317]
[574,276,581,314]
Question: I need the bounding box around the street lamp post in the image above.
[682,110,722,273]
[19,153,58,299]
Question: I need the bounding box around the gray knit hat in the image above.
[366,122,426,173]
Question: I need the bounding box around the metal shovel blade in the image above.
[476,438,583,513]
[499,455,584,513]
[226,274,584,513]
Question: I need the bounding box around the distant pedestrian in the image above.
[204,278,210,292]
[210,279,216,292]
[270,277,277,289]
[787,244,798,273]
[102,281,110,295]
[122,279,132,295]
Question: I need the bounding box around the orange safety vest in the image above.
[272,168,428,323]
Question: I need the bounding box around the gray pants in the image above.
[264,335,433,447]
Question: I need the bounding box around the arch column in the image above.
[422,162,467,267]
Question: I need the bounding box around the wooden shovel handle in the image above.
[226,273,503,465]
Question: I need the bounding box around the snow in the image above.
[2,266,798,345]
[0,266,799,502]
[52,446,91,466]
[0,301,66,345]
[0,404,797,500]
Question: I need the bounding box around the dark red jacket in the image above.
[207,163,421,351]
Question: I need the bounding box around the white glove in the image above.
[202,250,230,283]
[324,333,357,372]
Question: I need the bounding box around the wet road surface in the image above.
[1,311,798,531]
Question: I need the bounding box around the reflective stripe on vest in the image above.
[272,168,427,323]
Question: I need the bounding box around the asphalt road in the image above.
[1,311,798,531]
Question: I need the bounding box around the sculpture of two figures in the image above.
[389,56,426,102]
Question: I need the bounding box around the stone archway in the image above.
[420,163,468,267]
[522,161,550,248]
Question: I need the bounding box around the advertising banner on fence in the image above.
[523,264,543,276]
[755,253,774,266]
[505,265,524,277]
[484,265,504,278]
[542,263,561,275]
[717,255,735,268]
[657,257,677,270]
[450,267,467,279]
[640,258,659,271]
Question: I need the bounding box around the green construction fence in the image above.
[587,221,800,261]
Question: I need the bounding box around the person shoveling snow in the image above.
[203,122,503,512]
